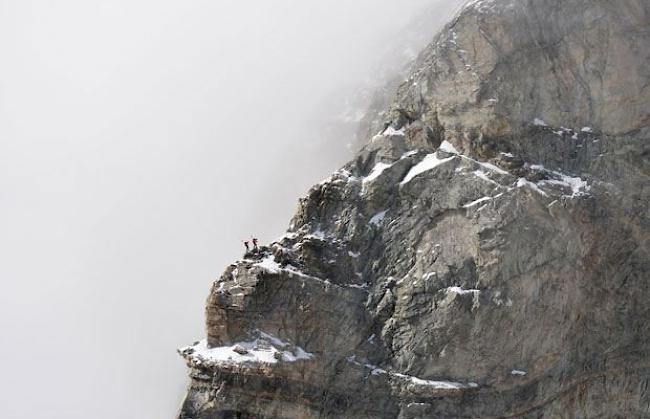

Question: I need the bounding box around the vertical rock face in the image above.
[178,0,650,418]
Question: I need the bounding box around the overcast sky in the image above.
[0,1,463,418]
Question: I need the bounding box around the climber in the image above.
[243,240,250,252]
[252,237,259,251]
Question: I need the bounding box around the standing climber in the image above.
[252,237,259,251]
[243,240,250,252]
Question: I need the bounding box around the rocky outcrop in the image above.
[178,0,650,417]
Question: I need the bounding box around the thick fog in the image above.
[0,1,463,418]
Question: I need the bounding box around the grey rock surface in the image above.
[178,0,650,417]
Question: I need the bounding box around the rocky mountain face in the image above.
[177,0,650,417]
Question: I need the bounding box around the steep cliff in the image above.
[178,0,650,417]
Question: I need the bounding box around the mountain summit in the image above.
[178,0,650,417]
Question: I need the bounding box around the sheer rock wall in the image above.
[178,0,650,417]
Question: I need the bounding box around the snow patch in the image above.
[447,286,480,295]
[439,140,460,154]
[311,228,326,239]
[516,178,548,196]
[347,356,479,389]
[346,356,387,376]
[317,168,357,186]
[478,161,509,175]
[551,173,589,196]
[401,153,456,185]
[422,272,437,281]
[179,333,314,367]
[363,162,392,184]
[463,196,493,208]
[371,127,404,142]
[472,170,499,185]
[459,154,510,176]
[255,256,281,273]
[369,210,388,226]
[511,370,527,376]
[530,164,590,196]
[347,283,369,290]
[393,372,479,389]
[383,126,406,136]
[533,118,548,127]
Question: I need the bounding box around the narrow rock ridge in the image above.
[178,0,650,417]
